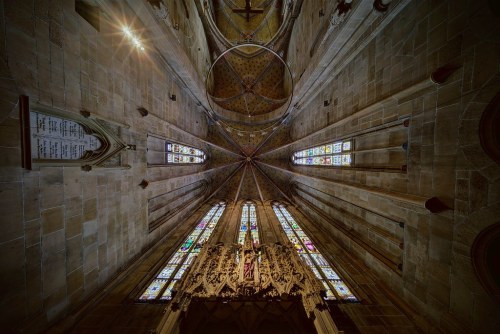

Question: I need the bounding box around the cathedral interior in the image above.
[0,0,500,333]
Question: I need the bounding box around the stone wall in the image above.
[270,0,500,332]
[0,0,212,331]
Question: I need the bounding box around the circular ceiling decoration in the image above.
[206,44,293,131]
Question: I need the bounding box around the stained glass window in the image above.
[139,201,226,301]
[147,134,206,165]
[292,140,352,166]
[166,142,206,164]
[238,202,260,247]
[272,203,357,302]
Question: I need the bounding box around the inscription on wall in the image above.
[30,111,102,160]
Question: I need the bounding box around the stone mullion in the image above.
[255,202,273,244]
[213,200,240,245]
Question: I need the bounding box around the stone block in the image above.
[83,243,98,274]
[84,268,99,294]
[83,197,97,221]
[44,286,67,323]
[23,173,40,221]
[82,174,97,200]
[25,244,43,315]
[66,235,82,273]
[42,229,65,255]
[450,277,473,324]
[34,0,50,21]
[472,44,498,89]
[39,168,64,209]
[437,81,462,108]
[4,0,34,36]
[66,214,82,239]
[42,248,65,298]
[41,206,64,234]
[0,237,25,291]
[67,267,84,296]
[0,117,20,147]
[98,244,108,269]
[25,218,41,247]
[0,139,23,181]
[63,167,82,198]
[65,196,82,218]
[469,171,488,212]
[83,219,97,244]
[0,182,23,243]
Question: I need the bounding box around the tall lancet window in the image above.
[238,201,260,247]
[272,203,357,302]
[139,202,226,301]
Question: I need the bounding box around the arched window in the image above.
[238,201,260,247]
[20,96,127,170]
[272,203,357,301]
[147,134,207,165]
[139,201,226,301]
[292,139,352,166]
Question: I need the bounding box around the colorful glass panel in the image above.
[139,202,226,301]
[165,141,206,164]
[238,202,260,246]
[157,265,177,279]
[272,204,357,302]
[160,280,178,300]
[293,140,352,167]
[139,279,167,300]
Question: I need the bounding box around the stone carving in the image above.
[171,229,325,317]
[157,230,341,334]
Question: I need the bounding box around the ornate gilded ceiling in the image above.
[199,0,302,201]
[209,49,290,116]
[205,0,292,123]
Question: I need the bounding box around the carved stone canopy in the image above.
[171,239,328,317]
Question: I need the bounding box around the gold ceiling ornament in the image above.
[205,43,293,134]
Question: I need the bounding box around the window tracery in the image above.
[147,134,207,165]
[139,201,226,301]
[292,140,352,166]
[272,203,357,301]
[238,201,260,247]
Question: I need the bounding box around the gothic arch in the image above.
[458,74,500,182]
[479,92,500,165]
[471,221,500,301]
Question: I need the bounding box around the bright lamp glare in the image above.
[123,27,132,36]
[122,26,145,52]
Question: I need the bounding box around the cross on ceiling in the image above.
[232,0,264,22]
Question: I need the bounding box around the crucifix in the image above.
[232,0,264,22]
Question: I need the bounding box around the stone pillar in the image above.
[216,201,240,245]
[312,307,344,334]
[156,306,182,334]
[255,202,275,244]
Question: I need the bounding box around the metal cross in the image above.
[232,0,264,22]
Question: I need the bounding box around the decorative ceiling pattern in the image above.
[209,45,290,116]
[203,0,295,154]
[199,0,302,203]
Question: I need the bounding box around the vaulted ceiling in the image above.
[184,0,302,202]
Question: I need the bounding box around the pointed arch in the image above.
[237,200,260,247]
